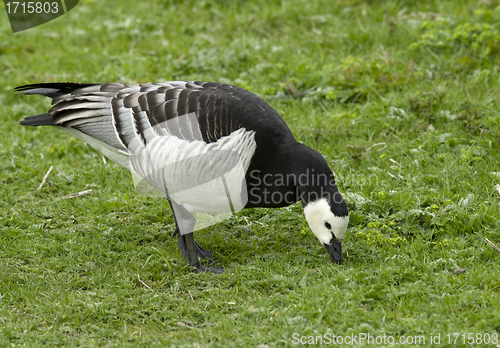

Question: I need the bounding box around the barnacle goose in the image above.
[17,81,349,273]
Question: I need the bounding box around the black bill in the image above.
[324,239,342,264]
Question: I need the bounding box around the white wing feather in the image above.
[60,125,256,216]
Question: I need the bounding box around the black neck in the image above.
[245,142,347,216]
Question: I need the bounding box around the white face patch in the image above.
[304,198,349,245]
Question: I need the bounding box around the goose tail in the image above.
[16,82,99,126]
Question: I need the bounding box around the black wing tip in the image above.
[19,113,53,126]
[14,82,100,95]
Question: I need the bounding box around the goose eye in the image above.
[325,222,331,229]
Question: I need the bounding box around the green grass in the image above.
[1,0,500,346]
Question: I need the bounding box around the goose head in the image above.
[304,196,348,263]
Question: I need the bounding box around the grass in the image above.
[1,0,500,346]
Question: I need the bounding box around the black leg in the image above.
[168,199,223,273]
[176,227,188,260]
[174,222,214,261]
[184,232,224,274]
[168,198,180,237]
[194,241,214,260]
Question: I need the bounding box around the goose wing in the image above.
[17,82,257,211]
